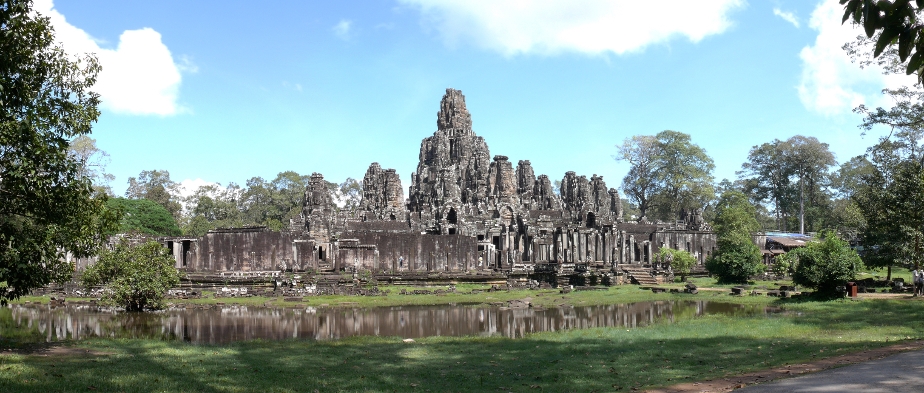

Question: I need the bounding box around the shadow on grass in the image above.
[3,298,924,392]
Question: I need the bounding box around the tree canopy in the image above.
[840,0,924,80]
[705,191,764,284]
[738,136,837,234]
[125,169,182,220]
[106,197,181,237]
[615,130,714,222]
[1,0,118,303]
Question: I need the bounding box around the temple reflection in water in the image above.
[4,301,765,345]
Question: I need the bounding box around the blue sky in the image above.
[38,0,911,198]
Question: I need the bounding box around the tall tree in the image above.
[854,140,924,278]
[67,135,114,196]
[125,170,182,220]
[615,131,714,221]
[785,136,837,234]
[239,171,310,230]
[1,0,119,303]
[651,130,716,220]
[705,190,764,284]
[738,136,836,233]
[739,140,794,231]
[616,135,658,220]
[182,183,243,236]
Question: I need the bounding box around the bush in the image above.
[81,240,181,311]
[656,248,696,282]
[705,233,765,284]
[788,230,864,298]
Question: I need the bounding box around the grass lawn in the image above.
[3,290,924,392]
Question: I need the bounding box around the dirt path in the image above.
[647,340,924,392]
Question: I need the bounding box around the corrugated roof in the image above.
[767,236,809,248]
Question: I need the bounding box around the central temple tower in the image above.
[408,88,491,211]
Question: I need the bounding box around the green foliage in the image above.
[0,0,119,303]
[67,135,114,196]
[706,191,764,284]
[616,130,715,221]
[788,231,864,298]
[181,183,243,236]
[738,136,836,233]
[855,158,924,271]
[840,0,924,79]
[105,198,181,237]
[81,240,181,311]
[655,248,696,281]
[125,170,182,219]
[240,171,311,230]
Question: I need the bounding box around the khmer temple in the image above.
[157,89,717,285]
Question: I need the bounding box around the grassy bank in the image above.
[12,282,779,309]
[2,298,923,392]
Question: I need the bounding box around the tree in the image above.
[855,156,924,277]
[1,0,119,303]
[616,135,658,220]
[656,248,696,282]
[616,131,715,221]
[125,170,182,220]
[785,136,837,234]
[788,230,864,298]
[705,191,765,284]
[738,136,836,233]
[81,240,181,311]
[738,140,794,231]
[839,0,924,80]
[106,197,181,237]
[182,183,243,236]
[239,171,310,230]
[67,135,114,196]
[334,177,363,214]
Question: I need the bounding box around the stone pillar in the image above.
[629,235,636,263]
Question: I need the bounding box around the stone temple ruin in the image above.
[160,89,717,285]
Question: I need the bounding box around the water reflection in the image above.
[2,301,774,344]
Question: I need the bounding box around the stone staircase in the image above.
[620,265,659,286]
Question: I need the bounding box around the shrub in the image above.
[788,230,864,298]
[656,248,697,282]
[81,240,181,311]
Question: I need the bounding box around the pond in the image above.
[1,301,780,345]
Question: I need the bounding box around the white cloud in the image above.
[282,81,303,92]
[333,19,353,40]
[399,0,745,56]
[33,0,187,116]
[797,0,915,115]
[773,8,799,28]
[177,178,219,199]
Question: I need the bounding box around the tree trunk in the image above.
[799,169,805,235]
[887,264,892,281]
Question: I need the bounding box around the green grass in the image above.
[2,297,923,392]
